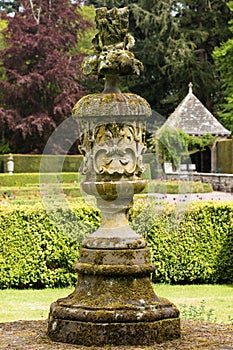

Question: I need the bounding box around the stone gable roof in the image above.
[161,84,231,137]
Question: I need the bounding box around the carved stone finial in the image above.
[82,7,143,92]
[188,82,193,94]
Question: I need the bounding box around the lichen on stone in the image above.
[81,7,143,79]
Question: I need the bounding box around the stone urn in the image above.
[47,6,180,346]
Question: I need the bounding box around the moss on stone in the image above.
[48,316,180,346]
[72,93,151,117]
[76,262,155,276]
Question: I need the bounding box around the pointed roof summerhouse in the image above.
[162,83,231,137]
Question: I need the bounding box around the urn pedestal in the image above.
[48,94,180,346]
[48,245,180,346]
[48,6,180,346]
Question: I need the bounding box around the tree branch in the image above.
[29,0,41,24]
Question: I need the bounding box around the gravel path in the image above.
[151,191,233,204]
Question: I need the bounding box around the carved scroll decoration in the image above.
[79,120,146,179]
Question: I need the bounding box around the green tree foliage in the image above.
[0,18,7,50]
[85,0,232,119]
[213,1,233,133]
[76,5,104,94]
[0,0,21,13]
[77,5,96,55]
[176,0,232,112]
[149,127,216,170]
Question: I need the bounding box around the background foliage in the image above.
[0,0,91,153]
[0,200,232,288]
[0,0,232,154]
[85,0,232,121]
[213,1,233,133]
[149,127,217,170]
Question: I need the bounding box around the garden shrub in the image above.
[0,200,232,288]
[0,202,100,288]
[130,200,233,284]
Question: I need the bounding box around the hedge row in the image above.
[0,172,80,186]
[0,154,150,175]
[146,180,212,194]
[0,202,100,288]
[130,200,233,284]
[216,139,233,174]
[1,154,83,173]
[0,200,232,288]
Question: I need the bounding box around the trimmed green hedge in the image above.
[0,202,100,288]
[130,200,233,284]
[0,200,232,288]
[2,154,83,173]
[0,172,80,186]
[216,139,233,174]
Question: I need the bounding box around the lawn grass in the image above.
[0,180,213,207]
[0,173,213,206]
[0,288,72,322]
[154,284,233,324]
[0,182,83,206]
[0,284,232,324]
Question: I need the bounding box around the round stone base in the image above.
[48,245,180,346]
[48,317,180,346]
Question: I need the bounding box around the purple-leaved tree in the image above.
[0,0,90,153]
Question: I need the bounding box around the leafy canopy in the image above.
[0,0,90,153]
[149,127,216,169]
[85,0,232,119]
[213,1,233,133]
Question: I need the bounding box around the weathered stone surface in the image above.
[73,95,150,182]
[48,318,180,346]
[81,7,143,79]
[80,180,147,249]
[48,245,180,345]
[78,247,151,265]
[72,93,151,117]
[48,5,181,346]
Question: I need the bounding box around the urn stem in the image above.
[103,75,120,94]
